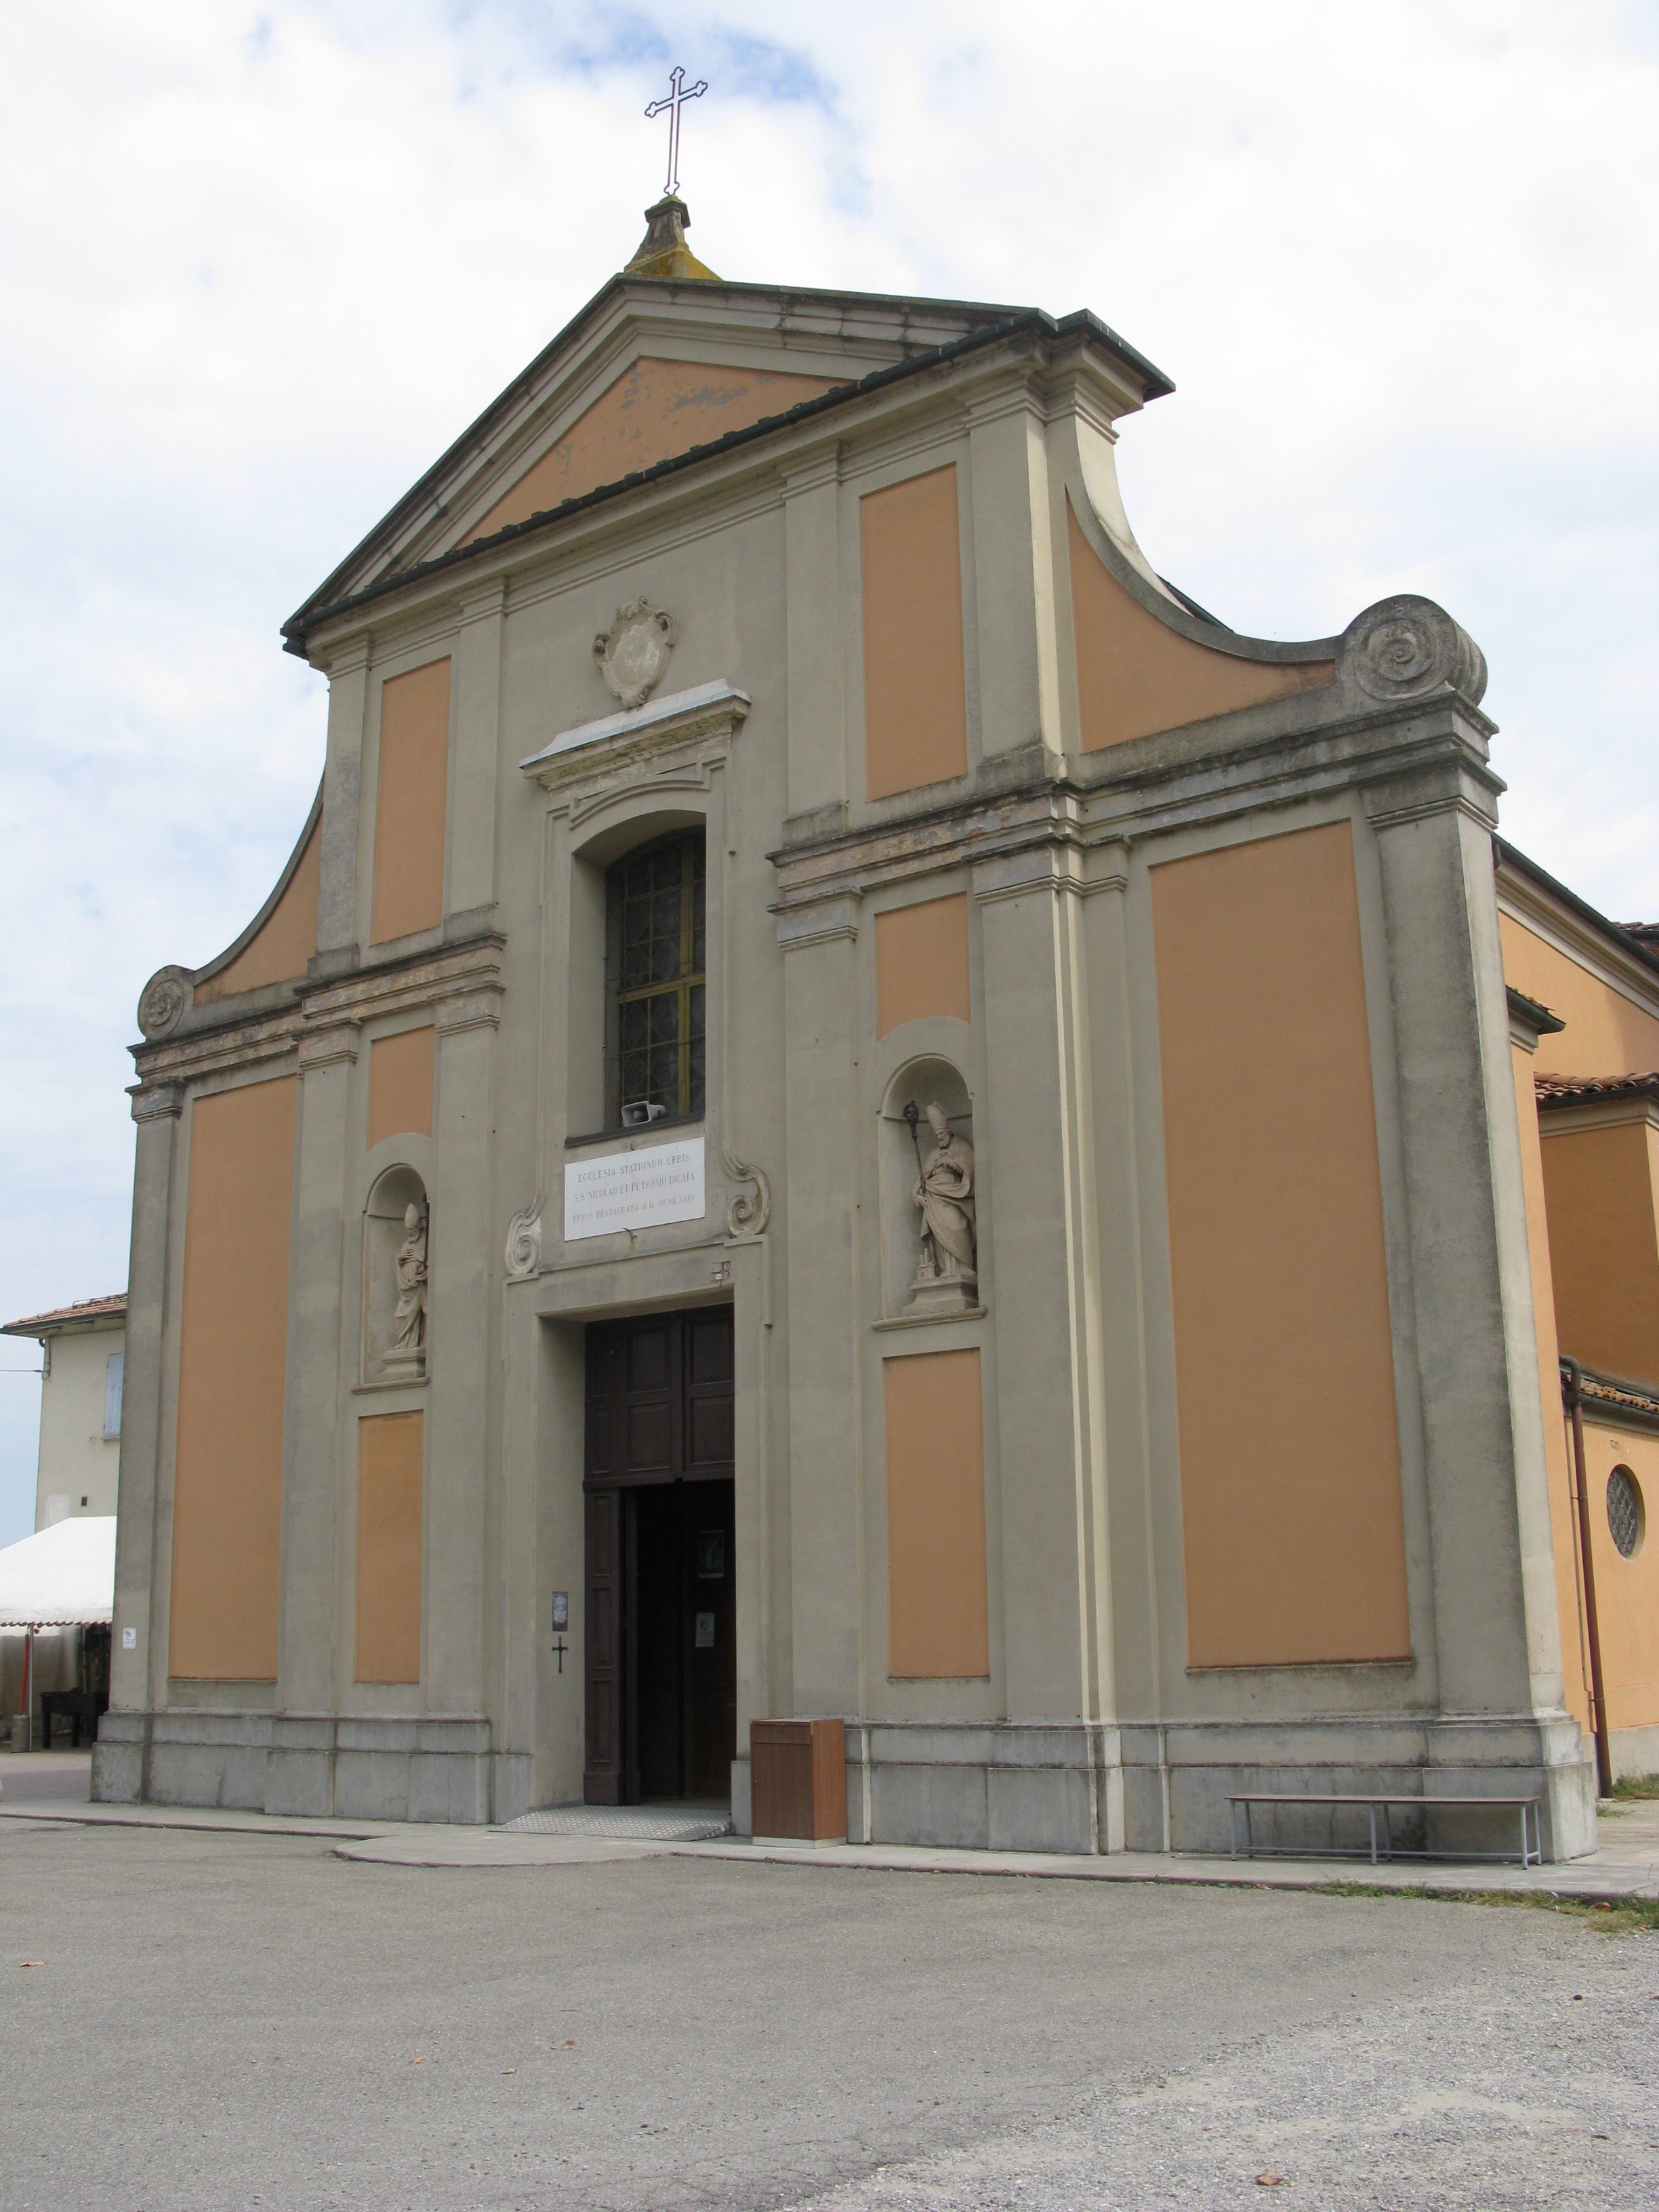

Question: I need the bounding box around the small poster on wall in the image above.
[564,1136,706,1242]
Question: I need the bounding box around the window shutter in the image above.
[104,1350,125,1440]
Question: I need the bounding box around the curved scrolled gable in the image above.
[1067,493,1336,750]
[193,787,321,1004]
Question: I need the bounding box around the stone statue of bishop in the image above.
[907,1101,978,1315]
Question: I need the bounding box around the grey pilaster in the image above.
[111,1087,182,1711]
[778,899,863,1715]
[448,580,506,918]
[313,638,371,961]
[966,391,1062,764]
[274,1020,359,1746]
[973,849,1107,1736]
[782,455,847,822]
[424,979,503,1719]
[1364,733,1570,1723]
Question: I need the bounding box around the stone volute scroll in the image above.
[593,600,678,710]
[1343,594,1488,706]
[719,1145,771,1238]
[136,966,192,1040]
[504,1201,543,1280]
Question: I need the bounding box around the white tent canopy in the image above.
[0,1517,116,1627]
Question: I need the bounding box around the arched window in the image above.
[606,831,705,1126]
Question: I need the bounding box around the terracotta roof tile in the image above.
[1534,1071,1659,1108]
[1,1292,127,1338]
[1577,1366,1659,1422]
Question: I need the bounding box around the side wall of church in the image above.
[1575,1410,1659,1776]
[1498,880,1659,1771]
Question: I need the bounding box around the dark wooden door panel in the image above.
[583,1305,735,1804]
[626,1401,674,1474]
[686,1393,734,1475]
[687,1309,733,1384]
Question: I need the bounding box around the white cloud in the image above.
[1,0,1654,1533]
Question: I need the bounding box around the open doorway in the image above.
[583,1307,735,1805]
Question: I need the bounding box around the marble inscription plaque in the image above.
[564,1136,706,1242]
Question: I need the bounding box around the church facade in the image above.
[94,201,1659,1855]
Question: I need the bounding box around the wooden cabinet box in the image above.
[750,1717,847,1843]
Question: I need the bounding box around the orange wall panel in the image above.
[884,1347,990,1679]
[464,357,836,543]
[1539,1120,1659,1387]
[1498,913,1659,1080]
[196,814,321,1003]
[1069,503,1332,751]
[861,466,968,800]
[875,894,972,1036]
[369,659,451,946]
[355,1411,424,1685]
[1152,821,1410,1668]
[169,1076,297,1681]
[367,1025,436,1147]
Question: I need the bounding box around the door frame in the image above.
[581,1305,735,1805]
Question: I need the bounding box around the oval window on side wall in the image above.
[1607,1466,1645,1561]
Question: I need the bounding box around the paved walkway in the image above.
[4,1817,1656,2212]
[5,1750,1656,1895]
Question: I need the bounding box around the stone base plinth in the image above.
[809,1714,1598,1864]
[91,1709,498,1824]
[901,1275,978,1319]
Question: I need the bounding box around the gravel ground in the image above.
[1,1820,1655,2211]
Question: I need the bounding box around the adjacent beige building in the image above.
[94,197,1658,1853]
[1,1293,125,1738]
[2,1294,126,1530]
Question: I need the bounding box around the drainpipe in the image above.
[1560,1357,1613,1799]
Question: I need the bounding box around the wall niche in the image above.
[879,1057,979,1320]
[363,1166,429,1386]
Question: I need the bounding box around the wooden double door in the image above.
[583,1307,736,1805]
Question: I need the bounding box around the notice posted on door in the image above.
[564,1136,706,1242]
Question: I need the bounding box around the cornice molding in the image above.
[522,680,749,803]
[300,934,505,1032]
[775,895,861,952]
[770,708,1500,915]
[1536,1094,1659,1137]
[134,1010,301,1090]
[1496,858,1659,1026]
[435,984,504,1037]
[132,934,505,1089]
[297,1020,363,1071]
[129,1083,184,1124]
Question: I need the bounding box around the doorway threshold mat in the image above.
[504,1805,732,1842]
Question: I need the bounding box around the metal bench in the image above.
[1227,1792,1542,1868]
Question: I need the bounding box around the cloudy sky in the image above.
[1,1,1655,1540]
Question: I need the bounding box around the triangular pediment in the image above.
[459,353,840,546]
[286,270,1024,649]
